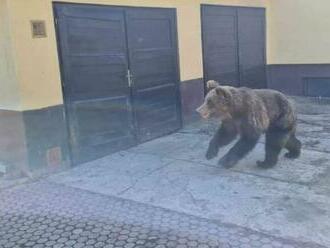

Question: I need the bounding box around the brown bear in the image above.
[196,80,301,169]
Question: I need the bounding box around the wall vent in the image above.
[304,77,330,97]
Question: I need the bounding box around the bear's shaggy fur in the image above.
[196,80,301,168]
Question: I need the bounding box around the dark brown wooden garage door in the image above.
[201,5,266,89]
[54,3,181,165]
[126,8,181,142]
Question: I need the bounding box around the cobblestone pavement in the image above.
[0,181,325,248]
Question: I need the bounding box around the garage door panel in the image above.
[238,16,264,43]
[204,50,239,84]
[204,35,237,49]
[55,4,181,164]
[134,83,180,141]
[202,5,239,87]
[130,50,176,87]
[203,15,237,51]
[126,8,181,141]
[72,97,133,144]
[58,4,124,21]
[202,5,266,89]
[238,7,266,88]
[74,135,135,164]
[204,16,236,32]
[134,76,177,90]
[138,115,180,142]
[128,20,173,50]
[134,85,178,115]
[209,72,240,84]
[208,67,239,78]
[138,104,178,126]
[135,83,176,102]
[66,18,126,54]
[68,57,128,98]
[237,7,265,17]
[239,67,266,87]
[239,45,264,67]
[54,4,135,165]
[207,65,238,82]
[202,5,236,16]
[67,96,135,164]
[206,49,237,66]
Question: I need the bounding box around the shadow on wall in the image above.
[180,78,205,124]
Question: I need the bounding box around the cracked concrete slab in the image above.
[120,160,330,246]
[48,152,173,196]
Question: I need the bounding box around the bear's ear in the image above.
[207,80,220,90]
[215,87,231,100]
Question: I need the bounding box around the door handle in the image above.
[127,69,133,88]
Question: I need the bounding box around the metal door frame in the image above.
[53,2,182,166]
[200,4,267,94]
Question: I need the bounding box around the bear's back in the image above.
[252,88,296,130]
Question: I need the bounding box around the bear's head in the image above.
[196,80,233,120]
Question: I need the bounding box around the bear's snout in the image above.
[196,105,210,119]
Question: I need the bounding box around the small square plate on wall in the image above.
[31,20,47,38]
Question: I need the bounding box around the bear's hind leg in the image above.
[284,133,301,159]
[257,129,290,169]
[206,121,238,160]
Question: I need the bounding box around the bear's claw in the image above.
[218,156,237,168]
[284,152,300,159]
[205,146,218,160]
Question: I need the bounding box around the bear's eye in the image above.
[207,99,214,108]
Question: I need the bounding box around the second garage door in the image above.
[54,3,181,165]
[201,5,267,89]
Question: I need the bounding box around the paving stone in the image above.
[0,181,326,248]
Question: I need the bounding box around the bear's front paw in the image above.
[205,146,218,160]
[218,155,237,168]
[284,152,300,159]
[257,160,276,169]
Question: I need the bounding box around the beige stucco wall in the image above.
[268,0,330,64]
[4,0,268,110]
[0,0,20,110]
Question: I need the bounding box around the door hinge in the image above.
[127,69,133,88]
[54,18,58,26]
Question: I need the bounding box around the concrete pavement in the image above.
[1,97,330,247]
